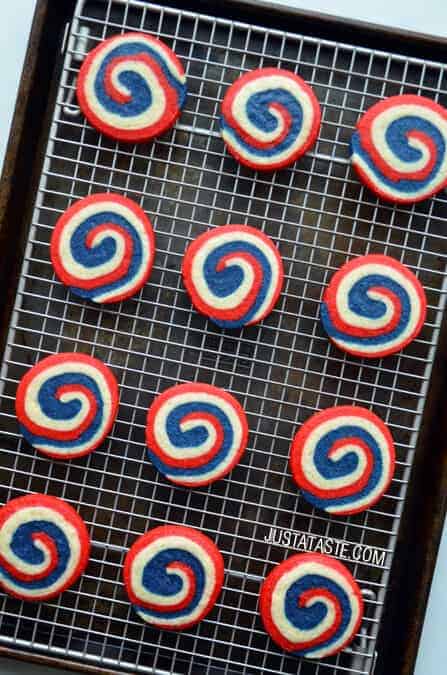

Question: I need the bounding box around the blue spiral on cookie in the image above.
[51,193,155,304]
[0,494,90,601]
[123,525,224,629]
[77,32,187,142]
[182,224,284,328]
[351,94,447,202]
[220,67,321,170]
[16,353,119,460]
[260,553,364,658]
[146,383,248,487]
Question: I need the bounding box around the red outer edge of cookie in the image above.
[50,192,155,304]
[353,94,447,204]
[146,382,249,487]
[181,224,284,327]
[15,352,120,460]
[259,552,364,656]
[221,67,321,171]
[0,493,91,601]
[289,405,396,516]
[123,524,224,629]
[77,32,185,143]
[323,254,427,359]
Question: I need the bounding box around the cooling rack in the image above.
[0,0,447,674]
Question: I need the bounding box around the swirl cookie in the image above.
[351,94,447,203]
[16,353,119,460]
[77,32,187,142]
[320,254,426,359]
[290,406,395,516]
[220,67,321,171]
[146,383,248,487]
[51,193,155,304]
[260,553,363,658]
[123,524,224,629]
[0,494,90,601]
[182,224,284,329]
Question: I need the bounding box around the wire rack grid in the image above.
[0,0,447,673]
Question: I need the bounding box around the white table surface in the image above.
[1,2,446,674]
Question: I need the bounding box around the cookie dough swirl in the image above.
[220,67,321,170]
[182,224,284,329]
[0,494,90,601]
[320,254,426,359]
[146,383,248,487]
[123,525,224,629]
[290,406,395,516]
[77,32,187,142]
[16,353,119,459]
[351,94,447,203]
[51,193,155,304]
[260,553,363,659]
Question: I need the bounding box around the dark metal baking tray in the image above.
[1,1,447,674]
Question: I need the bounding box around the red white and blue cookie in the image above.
[182,224,284,329]
[146,382,248,487]
[220,67,321,171]
[77,32,187,142]
[51,193,155,304]
[0,494,90,601]
[320,254,427,359]
[16,353,119,460]
[290,406,395,516]
[260,553,364,658]
[351,94,447,203]
[123,524,224,629]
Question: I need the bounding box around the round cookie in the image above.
[0,494,90,601]
[350,94,447,203]
[77,31,187,142]
[16,353,119,460]
[182,224,284,329]
[146,382,248,487]
[51,193,155,304]
[320,254,427,359]
[220,67,321,171]
[260,553,364,659]
[290,406,395,516]
[123,524,224,629]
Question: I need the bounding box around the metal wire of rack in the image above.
[0,0,447,673]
